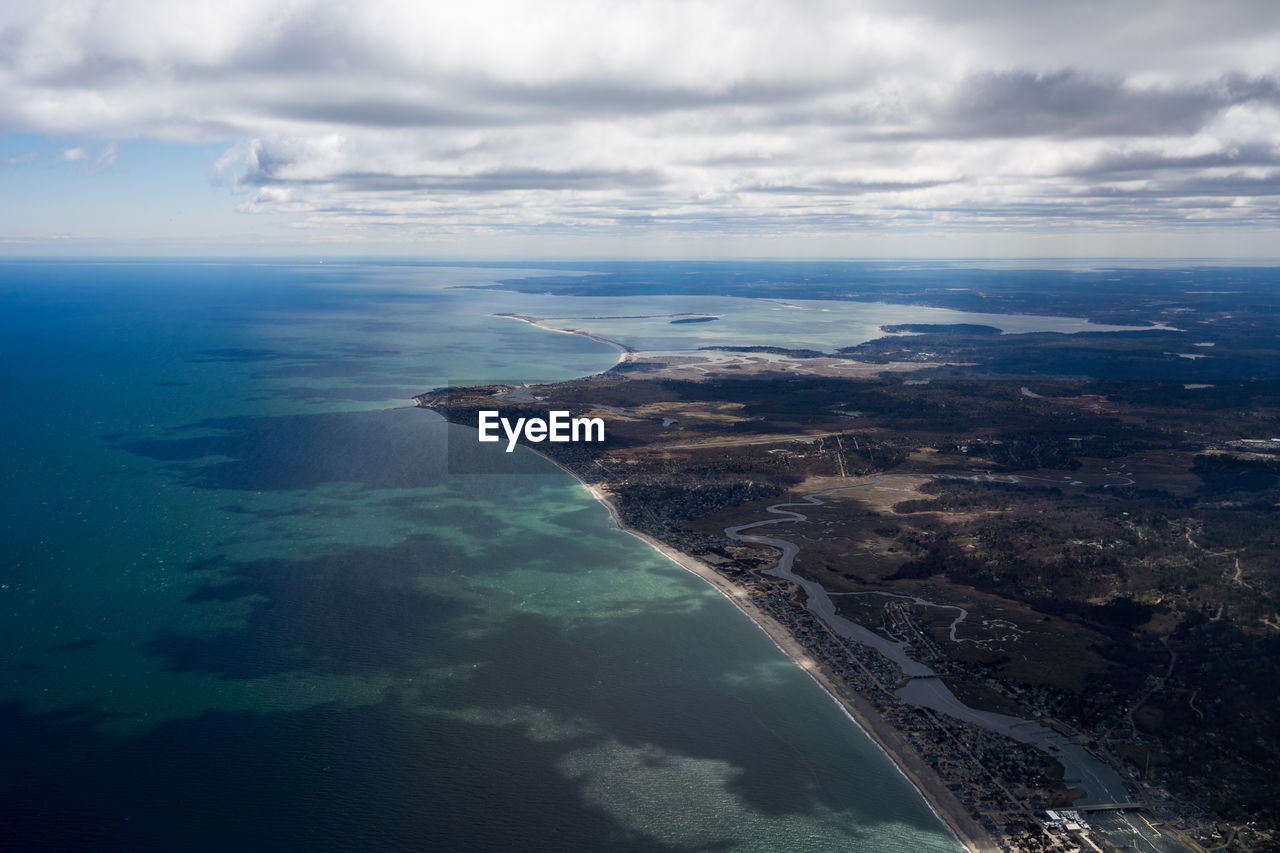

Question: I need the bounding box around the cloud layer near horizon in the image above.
[3,1,1280,245]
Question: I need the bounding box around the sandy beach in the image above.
[428,364,998,851]
[567,473,1001,853]
[494,313,636,359]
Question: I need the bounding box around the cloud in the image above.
[1081,172,1280,199]
[49,141,115,172]
[1,0,1279,242]
[738,179,955,196]
[1062,142,1280,177]
[925,71,1280,140]
[87,141,116,173]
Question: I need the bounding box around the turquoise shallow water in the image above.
[0,260,961,852]
[527,293,1159,353]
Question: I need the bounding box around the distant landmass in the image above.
[698,345,827,358]
[879,323,1002,335]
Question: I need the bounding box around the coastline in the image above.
[428,314,999,849]
[547,459,1000,853]
[494,313,637,363]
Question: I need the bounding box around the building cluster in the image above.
[742,581,1060,851]
[738,573,1219,853]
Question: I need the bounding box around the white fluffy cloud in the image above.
[3,0,1280,245]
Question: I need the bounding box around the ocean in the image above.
[0,260,962,852]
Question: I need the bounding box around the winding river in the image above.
[725,481,1133,806]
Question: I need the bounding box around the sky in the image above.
[2,0,1280,258]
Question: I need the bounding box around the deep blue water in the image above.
[0,261,961,852]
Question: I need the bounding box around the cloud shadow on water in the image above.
[149,536,488,679]
[0,697,683,853]
[119,409,450,491]
[140,532,950,841]
[109,407,953,845]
